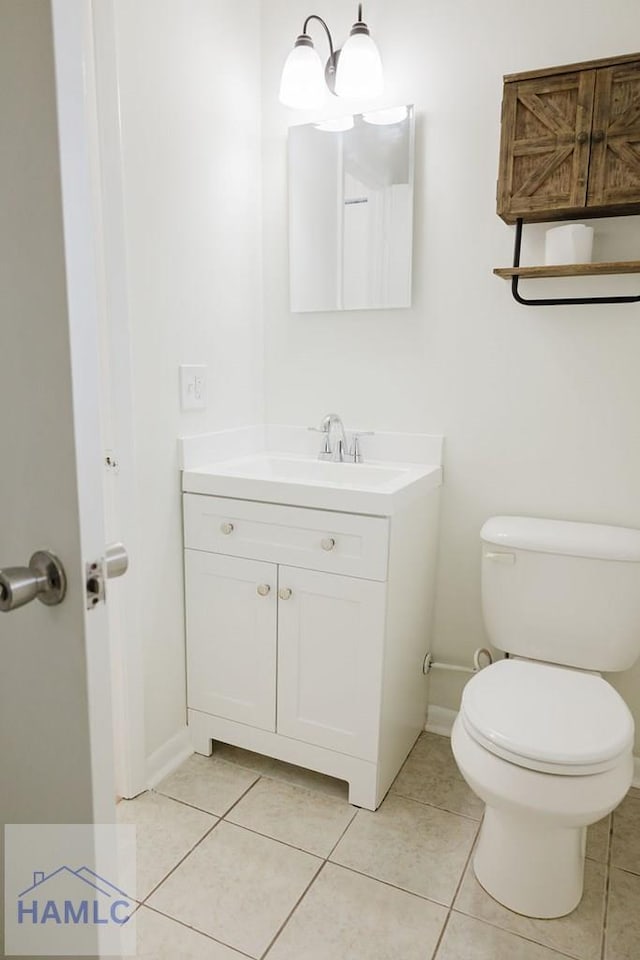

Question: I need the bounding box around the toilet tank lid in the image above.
[481,516,640,562]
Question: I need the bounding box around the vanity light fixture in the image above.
[279,3,383,110]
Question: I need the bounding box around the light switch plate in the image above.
[179,365,207,411]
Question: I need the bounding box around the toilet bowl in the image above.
[452,658,634,918]
[451,515,640,918]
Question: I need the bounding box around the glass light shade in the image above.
[279,42,326,109]
[315,115,355,132]
[363,105,408,126]
[335,33,384,99]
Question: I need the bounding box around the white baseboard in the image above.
[426,706,640,789]
[425,705,457,738]
[145,726,193,790]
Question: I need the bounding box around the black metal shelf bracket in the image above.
[510,218,640,306]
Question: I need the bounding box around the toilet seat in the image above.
[460,659,634,776]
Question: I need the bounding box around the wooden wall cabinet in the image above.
[498,53,640,224]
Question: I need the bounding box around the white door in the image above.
[1,0,116,943]
[277,566,387,760]
[185,551,278,730]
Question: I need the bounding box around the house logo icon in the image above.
[17,866,135,927]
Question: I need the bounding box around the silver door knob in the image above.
[220,522,234,535]
[257,584,271,597]
[321,537,336,552]
[278,587,293,600]
[0,551,67,613]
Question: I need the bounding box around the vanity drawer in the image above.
[183,494,389,581]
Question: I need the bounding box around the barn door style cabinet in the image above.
[498,53,640,223]
[494,52,640,304]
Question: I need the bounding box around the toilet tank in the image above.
[481,516,640,672]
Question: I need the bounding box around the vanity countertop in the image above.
[182,452,442,516]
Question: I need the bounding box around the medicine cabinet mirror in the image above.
[288,104,415,313]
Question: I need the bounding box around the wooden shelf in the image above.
[493,260,640,280]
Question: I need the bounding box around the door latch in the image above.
[86,542,129,610]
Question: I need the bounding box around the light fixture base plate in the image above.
[325,49,340,96]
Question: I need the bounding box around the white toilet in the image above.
[452,515,640,919]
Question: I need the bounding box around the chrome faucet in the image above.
[309,414,373,463]
[321,413,349,462]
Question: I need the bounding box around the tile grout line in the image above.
[259,803,362,958]
[139,820,219,905]
[390,787,482,823]
[140,902,255,959]
[447,908,588,960]
[323,858,454,909]
[140,775,263,905]
[600,813,615,960]
[430,816,482,959]
[131,778,273,957]
[222,789,358,858]
[325,804,360,860]
[152,766,262,818]
[260,860,330,960]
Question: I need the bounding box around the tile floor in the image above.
[117,734,640,960]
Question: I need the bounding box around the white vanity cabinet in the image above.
[183,489,440,810]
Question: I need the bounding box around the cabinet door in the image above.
[276,566,386,761]
[185,550,277,730]
[497,71,595,222]
[588,61,640,211]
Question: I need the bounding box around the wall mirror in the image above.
[288,104,415,313]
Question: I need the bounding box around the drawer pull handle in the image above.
[278,587,293,601]
[257,584,271,597]
[220,522,235,536]
[321,537,336,552]
[484,551,516,564]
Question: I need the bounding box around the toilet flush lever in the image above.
[484,551,516,564]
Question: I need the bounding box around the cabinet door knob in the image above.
[592,130,605,143]
[257,584,271,597]
[278,587,293,601]
[220,522,234,535]
[321,537,336,552]
[576,131,588,145]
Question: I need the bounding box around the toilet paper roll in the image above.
[544,224,594,265]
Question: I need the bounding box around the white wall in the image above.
[112,0,263,759]
[261,1,640,750]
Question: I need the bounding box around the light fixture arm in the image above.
[302,14,336,61]
[299,14,340,93]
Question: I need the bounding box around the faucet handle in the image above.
[308,425,331,458]
[349,431,374,463]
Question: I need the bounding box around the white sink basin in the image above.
[213,455,408,486]
[182,453,441,515]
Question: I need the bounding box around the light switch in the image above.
[179,365,207,411]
